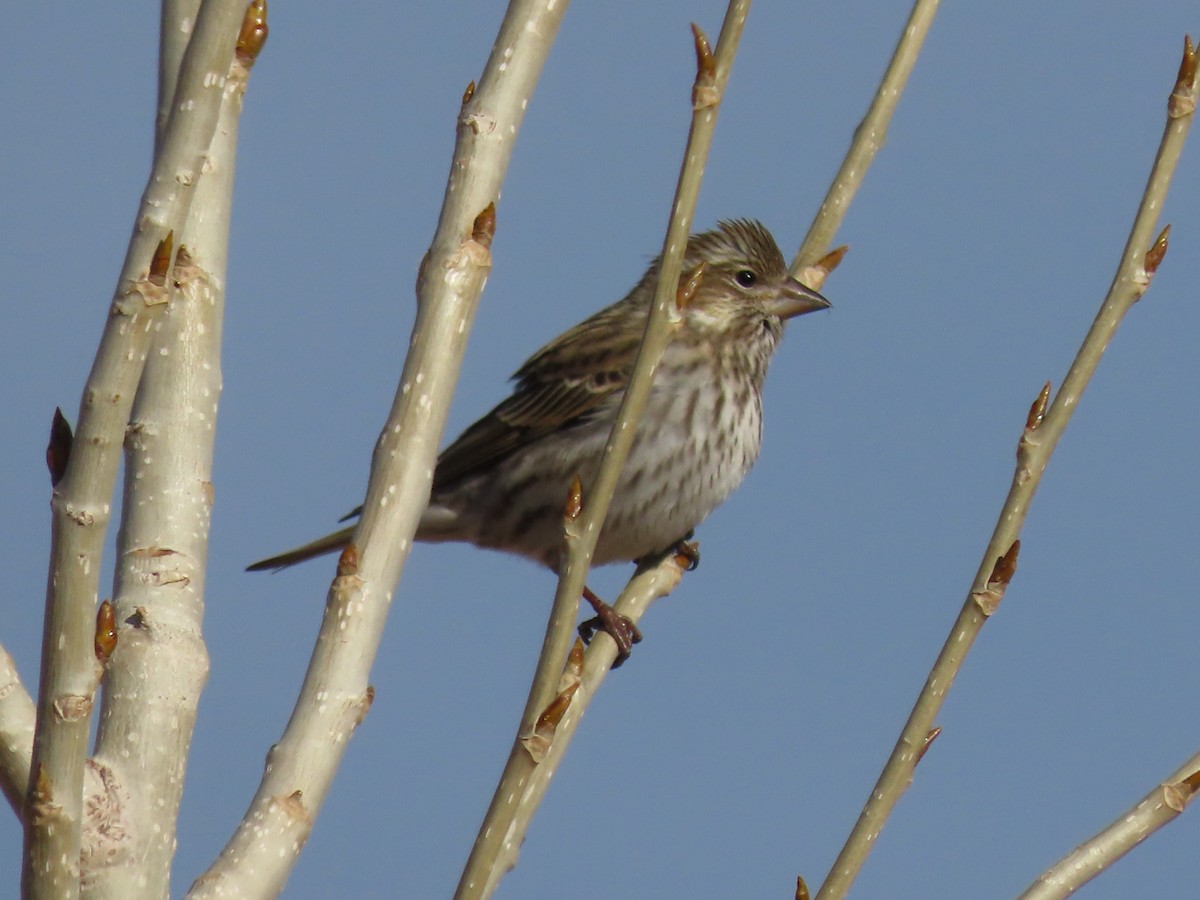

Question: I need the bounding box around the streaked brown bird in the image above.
[249,220,829,646]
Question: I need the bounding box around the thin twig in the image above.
[817,35,1199,900]
[1017,750,1200,899]
[455,5,751,899]
[507,551,688,825]
[792,0,941,273]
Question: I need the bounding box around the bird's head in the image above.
[679,219,830,340]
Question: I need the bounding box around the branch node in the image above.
[27,765,59,827]
[53,694,94,722]
[520,679,580,764]
[1179,768,1200,793]
[971,540,1020,616]
[799,245,849,292]
[915,725,942,765]
[1169,35,1198,119]
[989,540,1020,588]
[355,686,375,726]
[690,24,719,108]
[1163,776,1199,813]
[277,790,312,826]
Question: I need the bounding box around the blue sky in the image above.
[3,3,1199,898]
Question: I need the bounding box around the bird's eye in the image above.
[735,269,757,287]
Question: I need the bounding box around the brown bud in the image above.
[989,540,1020,588]
[676,261,707,310]
[564,474,584,522]
[1179,35,1197,85]
[47,407,73,486]
[521,680,580,763]
[237,0,269,66]
[795,876,810,900]
[1144,225,1170,276]
[472,202,496,249]
[799,245,849,291]
[149,232,174,286]
[567,638,585,678]
[1025,382,1051,432]
[462,80,476,106]
[1169,35,1198,118]
[818,245,849,274]
[690,24,718,108]
[337,543,359,577]
[537,684,577,733]
[94,600,117,664]
[915,725,942,765]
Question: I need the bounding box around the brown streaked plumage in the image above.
[248,220,829,574]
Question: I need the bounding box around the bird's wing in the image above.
[433,298,646,490]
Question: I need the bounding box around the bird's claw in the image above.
[580,586,643,667]
[671,538,700,571]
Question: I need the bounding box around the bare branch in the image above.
[187,2,567,895]
[792,0,941,272]
[504,552,687,833]
[816,34,1200,900]
[23,3,250,895]
[0,646,35,819]
[1018,750,1200,899]
[456,4,751,897]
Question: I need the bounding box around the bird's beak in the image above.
[769,278,831,320]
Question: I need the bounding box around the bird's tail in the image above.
[245,525,356,572]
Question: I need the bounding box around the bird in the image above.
[248,220,829,655]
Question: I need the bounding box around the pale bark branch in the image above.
[792,0,940,274]
[1018,750,1200,900]
[81,7,265,897]
[156,0,204,150]
[474,551,686,892]
[816,36,1200,900]
[23,3,251,896]
[0,645,36,819]
[186,2,568,896]
[455,4,750,898]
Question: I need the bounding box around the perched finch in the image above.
[249,220,829,627]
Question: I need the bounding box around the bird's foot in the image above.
[670,536,700,571]
[579,585,642,668]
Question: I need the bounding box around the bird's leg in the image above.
[578,585,642,667]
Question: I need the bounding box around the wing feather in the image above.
[433,296,646,489]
